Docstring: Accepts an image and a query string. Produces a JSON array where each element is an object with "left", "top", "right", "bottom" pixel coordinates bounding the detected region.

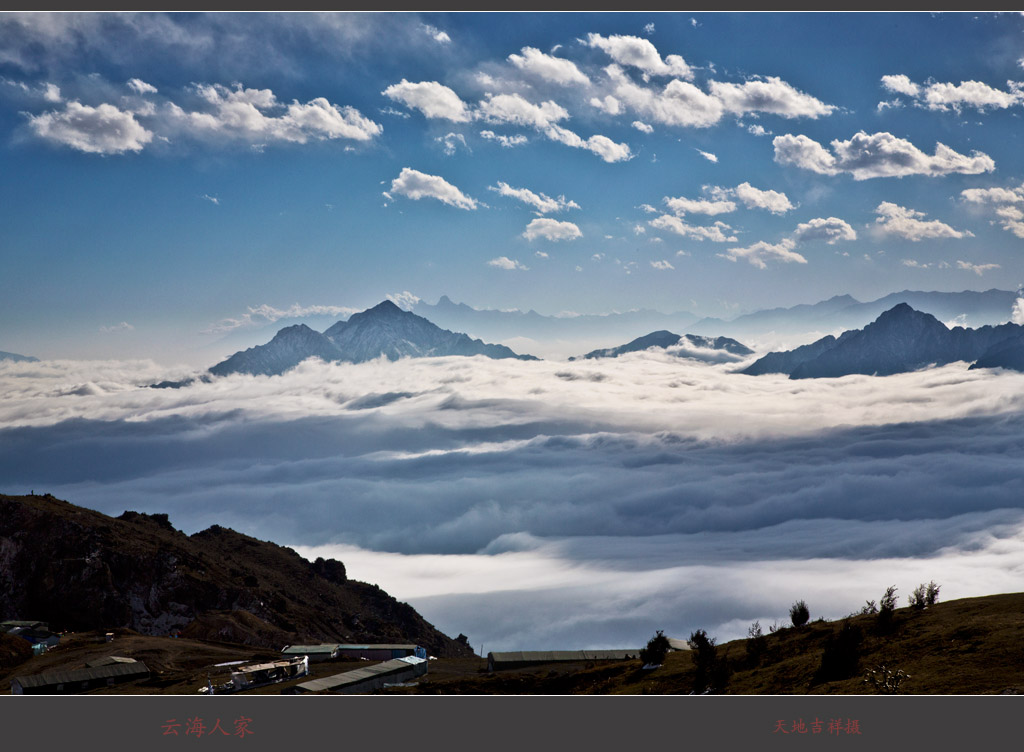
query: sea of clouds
[{"left": 3, "top": 353, "right": 1024, "bottom": 651}]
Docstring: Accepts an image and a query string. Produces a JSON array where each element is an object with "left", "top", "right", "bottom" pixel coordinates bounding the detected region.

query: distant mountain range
[
  {"left": 207, "top": 300, "right": 538, "bottom": 378},
  {"left": 689, "top": 289, "right": 1019, "bottom": 339},
  {"left": 570, "top": 330, "right": 753, "bottom": 363},
  {"left": 201, "top": 289, "right": 1020, "bottom": 364},
  {"left": 743, "top": 303, "right": 1024, "bottom": 379},
  {"left": 0, "top": 351, "right": 38, "bottom": 363},
  {"left": 406, "top": 290, "right": 1019, "bottom": 347}
]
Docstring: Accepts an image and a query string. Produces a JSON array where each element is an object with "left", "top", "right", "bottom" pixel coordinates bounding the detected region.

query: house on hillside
[
  {"left": 290, "top": 656, "right": 427, "bottom": 694},
  {"left": 334, "top": 644, "right": 426, "bottom": 661},
  {"left": 6, "top": 626, "right": 60, "bottom": 649},
  {"left": 487, "top": 650, "right": 639, "bottom": 672},
  {"left": 281, "top": 644, "right": 339, "bottom": 663},
  {"left": 227, "top": 656, "right": 309, "bottom": 692},
  {"left": 11, "top": 662, "right": 151, "bottom": 695}
]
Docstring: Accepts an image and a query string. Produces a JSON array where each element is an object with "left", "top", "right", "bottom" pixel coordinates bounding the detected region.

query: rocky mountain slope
[
  {"left": 742, "top": 304, "right": 1024, "bottom": 379},
  {"left": 571, "top": 330, "right": 753, "bottom": 362},
  {"left": 209, "top": 300, "right": 537, "bottom": 377},
  {"left": 0, "top": 494, "right": 473, "bottom": 657}
]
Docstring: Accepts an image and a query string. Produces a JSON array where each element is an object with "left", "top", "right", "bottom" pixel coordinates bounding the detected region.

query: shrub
[
  {"left": 876, "top": 585, "right": 899, "bottom": 632},
  {"left": 880, "top": 585, "right": 898, "bottom": 613},
  {"left": 639, "top": 630, "right": 671, "bottom": 666},
  {"left": 864, "top": 664, "right": 910, "bottom": 694},
  {"left": 814, "top": 623, "right": 863, "bottom": 683},
  {"left": 859, "top": 600, "right": 878, "bottom": 615},
  {"left": 909, "top": 580, "right": 941, "bottom": 610},
  {"left": 688, "top": 629, "right": 729, "bottom": 693},
  {"left": 789, "top": 599, "right": 810, "bottom": 627},
  {"left": 746, "top": 620, "right": 767, "bottom": 665}
]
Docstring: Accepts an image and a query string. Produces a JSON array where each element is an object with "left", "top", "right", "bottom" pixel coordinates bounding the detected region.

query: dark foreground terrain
[{"left": 3, "top": 591, "right": 1023, "bottom": 694}]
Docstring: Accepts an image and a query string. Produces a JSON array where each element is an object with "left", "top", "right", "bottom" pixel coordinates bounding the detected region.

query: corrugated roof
[
  {"left": 234, "top": 658, "right": 304, "bottom": 674},
  {"left": 334, "top": 644, "right": 418, "bottom": 650},
  {"left": 282, "top": 644, "right": 338, "bottom": 653},
  {"left": 85, "top": 656, "right": 138, "bottom": 668},
  {"left": 488, "top": 650, "right": 638, "bottom": 663},
  {"left": 13, "top": 661, "right": 150, "bottom": 689},
  {"left": 294, "top": 657, "right": 422, "bottom": 693}
]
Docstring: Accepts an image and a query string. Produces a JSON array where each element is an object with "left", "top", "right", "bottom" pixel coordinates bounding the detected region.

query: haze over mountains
[
  {"left": 743, "top": 303, "right": 1024, "bottom": 379},
  {"left": 0, "top": 351, "right": 38, "bottom": 363},
  {"left": 191, "top": 288, "right": 1024, "bottom": 368}
]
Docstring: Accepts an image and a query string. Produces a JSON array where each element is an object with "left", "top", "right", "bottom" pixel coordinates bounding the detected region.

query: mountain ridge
[
  {"left": 742, "top": 303, "right": 1024, "bottom": 379},
  {"left": 207, "top": 300, "right": 538, "bottom": 378},
  {"left": 0, "top": 493, "right": 472, "bottom": 657}
]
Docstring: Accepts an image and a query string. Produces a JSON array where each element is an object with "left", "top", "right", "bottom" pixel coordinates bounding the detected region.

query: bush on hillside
[
  {"left": 789, "top": 599, "right": 810, "bottom": 627},
  {"left": 813, "top": 623, "right": 863, "bottom": 683},
  {"left": 688, "top": 629, "right": 730, "bottom": 693},
  {"left": 639, "top": 630, "right": 670, "bottom": 666},
  {"left": 745, "top": 620, "right": 767, "bottom": 665}
]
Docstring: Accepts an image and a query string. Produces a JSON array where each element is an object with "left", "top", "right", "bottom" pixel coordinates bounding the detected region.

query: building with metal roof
[
  {"left": 334, "top": 644, "right": 426, "bottom": 661},
  {"left": 487, "top": 650, "right": 639, "bottom": 672},
  {"left": 11, "top": 661, "right": 150, "bottom": 695},
  {"left": 1, "top": 620, "right": 48, "bottom": 633},
  {"left": 85, "top": 656, "right": 139, "bottom": 668},
  {"left": 291, "top": 656, "right": 427, "bottom": 694},
  {"left": 281, "top": 644, "right": 339, "bottom": 662},
  {"left": 229, "top": 656, "right": 308, "bottom": 692}
]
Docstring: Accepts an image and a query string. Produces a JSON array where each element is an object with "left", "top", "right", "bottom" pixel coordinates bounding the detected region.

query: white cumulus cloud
[
  {"left": 718, "top": 238, "right": 807, "bottom": 269},
  {"left": 508, "top": 46, "right": 590, "bottom": 86},
  {"left": 773, "top": 131, "right": 995, "bottom": 180},
  {"left": 791, "top": 217, "right": 857, "bottom": 245},
  {"left": 956, "top": 260, "right": 1001, "bottom": 276},
  {"left": 709, "top": 76, "right": 835, "bottom": 119},
  {"left": 489, "top": 182, "right": 580, "bottom": 214},
  {"left": 488, "top": 256, "right": 529, "bottom": 270},
  {"left": 873, "top": 202, "right": 972, "bottom": 241},
  {"left": 382, "top": 80, "right": 472, "bottom": 122},
  {"left": 28, "top": 101, "right": 153, "bottom": 154},
  {"left": 127, "top": 77, "right": 158, "bottom": 95},
  {"left": 585, "top": 33, "right": 693, "bottom": 79},
  {"left": 664, "top": 195, "right": 736, "bottom": 216},
  {"left": 649, "top": 215, "right": 737, "bottom": 243},
  {"left": 479, "top": 130, "right": 527, "bottom": 148},
  {"left": 882, "top": 74, "right": 1024, "bottom": 113},
  {"left": 731, "top": 182, "right": 795, "bottom": 214},
  {"left": 522, "top": 218, "right": 582, "bottom": 242},
  {"left": 388, "top": 167, "right": 478, "bottom": 210}
]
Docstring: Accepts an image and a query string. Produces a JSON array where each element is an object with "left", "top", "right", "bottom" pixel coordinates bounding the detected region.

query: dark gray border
[{"left": 1, "top": 695, "right": 1019, "bottom": 749}]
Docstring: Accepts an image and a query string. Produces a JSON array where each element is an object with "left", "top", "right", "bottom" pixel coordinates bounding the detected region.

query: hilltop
[{"left": 0, "top": 493, "right": 472, "bottom": 658}]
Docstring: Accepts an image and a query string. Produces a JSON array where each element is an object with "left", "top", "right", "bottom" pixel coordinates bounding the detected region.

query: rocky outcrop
[{"left": 0, "top": 494, "right": 473, "bottom": 657}]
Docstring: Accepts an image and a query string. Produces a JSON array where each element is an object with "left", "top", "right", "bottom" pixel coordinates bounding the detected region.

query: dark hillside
[{"left": 0, "top": 494, "right": 471, "bottom": 657}]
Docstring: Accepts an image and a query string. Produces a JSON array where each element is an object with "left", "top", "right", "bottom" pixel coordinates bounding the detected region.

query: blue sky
[{"left": 2, "top": 11, "right": 1023, "bottom": 362}]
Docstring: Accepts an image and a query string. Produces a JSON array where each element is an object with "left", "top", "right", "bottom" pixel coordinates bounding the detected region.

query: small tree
[
  {"left": 789, "top": 599, "right": 810, "bottom": 628},
  {"left": 814, "top": 623, "right": 863, "bottom": 683},
  {"left": 639, "top": 630, "right": 670, "bottom": 666},
  {"left": 859, "top": 600, "right": 878, "bottom": 615},
  {"left": 746, "top": 620, "right": 767, "bottom": 665},
  {"left": 688, "top": 629, "right": 728, "bottom": 693},
  {"left": 909, "top": 580, "right": 941, "bottom": 610},
  {"left": 877, "top": 585, "right": 898, "bottom": 632}
]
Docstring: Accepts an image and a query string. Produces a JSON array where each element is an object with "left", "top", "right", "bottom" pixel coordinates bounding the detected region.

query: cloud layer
[{"left": 4, "top": 355, "right": 1024, "bottom": 648}]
